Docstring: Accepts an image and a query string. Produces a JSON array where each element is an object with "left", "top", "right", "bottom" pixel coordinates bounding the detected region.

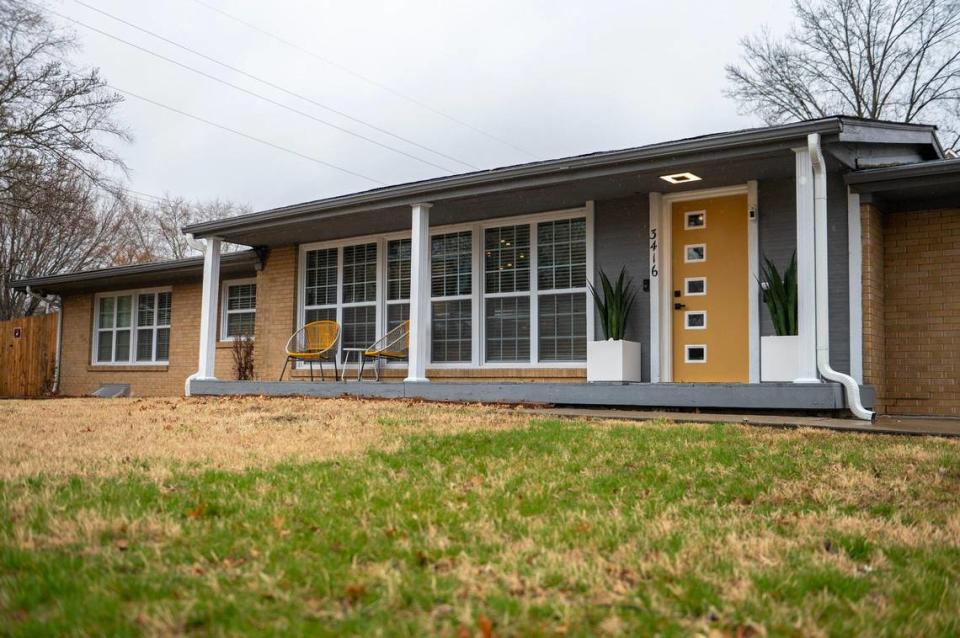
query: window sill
[
  {"left": 87, "top": 364, "right": 169, "bottom": 372},
  {"left": 217, "top": 339, "right": 255, "bottom": 348}
]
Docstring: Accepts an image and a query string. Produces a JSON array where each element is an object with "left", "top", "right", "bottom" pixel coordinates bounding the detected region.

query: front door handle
[{"left": 674, "top": 302, "right": 686, "bottom": 310}]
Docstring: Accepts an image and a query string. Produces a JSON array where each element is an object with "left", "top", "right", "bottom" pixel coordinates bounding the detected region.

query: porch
[{"left": 189, "top": 378, "right": 875, "bottom": 412}]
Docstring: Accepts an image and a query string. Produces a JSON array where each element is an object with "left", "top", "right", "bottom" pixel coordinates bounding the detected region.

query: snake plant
[
  {"left": 589, "top": 267, "right": 637, "bottom": 341},
  {"left": 760, "top": 252, "right": 798, "bottom": 336}
]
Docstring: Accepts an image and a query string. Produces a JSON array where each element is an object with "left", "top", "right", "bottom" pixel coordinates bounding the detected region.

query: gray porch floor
[{"left": 189, "top": 379, "right": 875, "bottom": 411}]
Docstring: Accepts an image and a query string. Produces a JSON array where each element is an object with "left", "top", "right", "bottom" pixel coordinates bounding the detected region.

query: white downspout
[
  {"left": 807, "top": 134, "right": 875, "bottom": 421},
  {"left": 25, "top": 286, "right": 62, "bottom": 394}
]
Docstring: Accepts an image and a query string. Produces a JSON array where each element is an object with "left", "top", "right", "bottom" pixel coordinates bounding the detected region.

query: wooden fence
[{"left": 0, "top": 313, "right": 58, "bottom": 398}]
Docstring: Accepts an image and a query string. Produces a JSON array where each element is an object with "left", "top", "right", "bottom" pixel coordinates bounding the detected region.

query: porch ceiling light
[{"left": 660, "top": 172, "right": 702, "bottom": 185}]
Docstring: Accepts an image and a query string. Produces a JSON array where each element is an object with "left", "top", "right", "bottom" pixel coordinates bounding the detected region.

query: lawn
[{"left": 1, "top": 398, "right": 959, "bottom": 636}]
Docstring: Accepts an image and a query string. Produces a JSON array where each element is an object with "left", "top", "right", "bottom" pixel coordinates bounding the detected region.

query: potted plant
[
  {"left": 587, "top": 267, "right": 642, "bottom": 382},
  {"left": 759, "top": 252, "right": 800, "bottom": 382}
]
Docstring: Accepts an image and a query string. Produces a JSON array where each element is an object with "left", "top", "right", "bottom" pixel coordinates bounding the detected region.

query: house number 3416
[{"left": 650, "top": 229, "right": 658, "bottom": 277}]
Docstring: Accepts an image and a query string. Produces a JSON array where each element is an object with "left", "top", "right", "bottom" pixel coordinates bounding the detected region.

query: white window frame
[
  {"left": 220, "top": 278, "right": 257, "bottom": 341},
  {"left": 385, "top": 237, "right": 411, "bottom": 332},
  {"left": 684, "top": 310, "right": 707, "bottom": 330},
  {"left": 91, "top": 286, "right": 172, "bottom": 366},
  {"left": 296, "top": 204, "right": 594, "bottom": 370},
  {"left": 684, "top": 243, "right": 707, "bottom": 263},
  {"left": 684, "top": 277, "right": 707, "bottom": 296},
  {"left": 298, "top": 240, "right": 380, "bottom": 366},
  {"left": 684, "top": 210, "right": 707, "bottom": 230},
  {"left": 684, "top": 344, "right": 708, "bottom": 363}
]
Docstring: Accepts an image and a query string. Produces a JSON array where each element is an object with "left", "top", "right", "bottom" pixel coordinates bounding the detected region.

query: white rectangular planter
[
  {"left": 587, "top": 339, "right": 642, "bottom": 383},
  {"left": 761, "top": 335, "right": 801, "bottom": 382}
]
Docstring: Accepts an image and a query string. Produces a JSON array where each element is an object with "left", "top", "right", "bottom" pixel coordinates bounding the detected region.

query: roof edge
[
  {"left": 185, "top": 117, "right": 862, "bottom": 237},
  {"left": 10, "top": 249, "right": 258, "bottom": 292}
]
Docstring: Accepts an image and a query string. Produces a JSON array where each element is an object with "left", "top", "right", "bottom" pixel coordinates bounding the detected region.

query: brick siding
[
  {"left": 880, "top": 208, "right": 960, "bottom": 416},
  {"left": 59, "top": 281, "right": 236, "bottom": 397}
]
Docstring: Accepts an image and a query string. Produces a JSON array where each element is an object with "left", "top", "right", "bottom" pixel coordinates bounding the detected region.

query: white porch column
[
  {"left": 196, "top": 236, "right": 222, "bottom": 380},
  {"left": 405, "top": 203, "right": 432, "bottom": 382},
  {"left": 794, "top": 148, "right": 819, "bottom": 382}
]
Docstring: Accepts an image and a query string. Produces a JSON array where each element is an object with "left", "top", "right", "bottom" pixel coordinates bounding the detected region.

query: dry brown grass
[{"left": 0, "top": 396, "right": 534, "bottom": 480}]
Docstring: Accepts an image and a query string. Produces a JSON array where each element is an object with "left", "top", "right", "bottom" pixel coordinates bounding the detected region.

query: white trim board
[{"left": 847, "top": 189, "right": 864, "bottom": 383}]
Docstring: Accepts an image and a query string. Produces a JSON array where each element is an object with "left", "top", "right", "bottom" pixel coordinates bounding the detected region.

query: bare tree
[
  {"left": 112, "top": 196, "right": 251, "bottom": 263},
  {"left": 0, "top": 160, "right": 127, "bottom": 319},
  {"left": 726, "top": 0, "right": 960, "bottom": 149},
  {"left": 0, "top": 0, "right": 128, "bottom": 191}
]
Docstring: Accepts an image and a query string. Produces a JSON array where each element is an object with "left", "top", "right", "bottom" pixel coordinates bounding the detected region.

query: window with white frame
[
  {"left": 537, "top": 217, "right": 588, "bottom": 361},
  {"left": 431, "top": 230, "right": 473, "bottom": 363},
  {"left": 222, "top": 279, "right": 256, "bottom": 339},
  {"left": 94, "top": 289, "right": 171, "bottom": 364},
  {"left": 341, "top": 242, "right": 378, "bottom": 349},
  {"left": 484, "top": 224, "right": 530, "bottom": 362},
  {"left": 303, "top": 242, "right": 379, "bottom": 352},
  {"left": 303, "top": 247, "right": 338, "bottom": 324},
  {"left": 297, "top": 208, "right": 592, "bottom": 368},
  {"left": 386, "top": 238, "right": 411, "bottom": 332}
]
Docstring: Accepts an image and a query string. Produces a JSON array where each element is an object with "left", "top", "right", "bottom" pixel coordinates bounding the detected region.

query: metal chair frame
[
  {"left": 279, "top": 320, "right": 340, "bottom": 382},
  {"left": 358, "top": 321, "right": 409, "bottom": 381}
]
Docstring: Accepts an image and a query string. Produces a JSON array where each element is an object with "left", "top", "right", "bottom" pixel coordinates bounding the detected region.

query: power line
[
  {"left": 111, "top": 86, "right": 386, "bottom": 185},
  {"left": 72, "top": 0, "right": 480, "bottom": 171},
  {"left": 184, "top": 0, "right": 542, "bottom": 161},
  {"left": 49, "top": 9, "right": 456, "bottom": 174}
]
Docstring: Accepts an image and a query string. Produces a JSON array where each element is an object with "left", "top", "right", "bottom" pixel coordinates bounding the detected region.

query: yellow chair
[
  {"left": 280, "top": 320, "right": 340, "bottom": 381},
  {"left": 358, "top": 321, "right": 409, "bottom": 381}
]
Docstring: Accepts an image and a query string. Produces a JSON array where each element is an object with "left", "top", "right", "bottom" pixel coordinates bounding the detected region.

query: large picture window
[
  {"left": 431, "top": 231, "right": 472, "bottom": 363},
  {"left": 94, "top": 289, "right": 171, "bottom": 364},
  {"left": 297, "top": 207, "right": 591, "bottom": 369}
]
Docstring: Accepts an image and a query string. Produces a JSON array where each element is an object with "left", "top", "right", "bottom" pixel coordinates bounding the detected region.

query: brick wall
[
  {"left": 881, "top": 208, "right": 960, "bottom": 416},
  {"left": 59, "top": 281, "right": 236, "bottom": 397},
  {"left": 252, "top": 246, "right": 299, "bottom": 381},
  {"left": 861, "top": 202, "right": 885, "bottom": 412}
]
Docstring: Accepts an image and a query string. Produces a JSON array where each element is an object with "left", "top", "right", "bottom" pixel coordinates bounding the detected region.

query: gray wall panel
[
  {"left": 594, "top": 195, "right": 650, "bottom": 381},
  {"left": 827, "top": 173, "right": 850, "bottom": 374},
  {"left": 757, "top": 177, "right": 797, "bottom": 337},
  {"left": 755, "top": 173, "right": 851, "bottom": 374}
]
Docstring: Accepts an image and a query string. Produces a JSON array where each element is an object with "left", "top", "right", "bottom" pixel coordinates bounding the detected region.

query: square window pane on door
[
  {"left": 685, "top": 278, "right": 707, "bottom": 295},
  {"left": 685, "top": 210, "right": 706, "bottom": 229},
  {"left": 685, "top": 345, "right": 707, "bottom": 363},
  {"left": 685, "top": 311, "right": 707, "bottom": 329},
  {"left": 685, "top": 244, "right": 706, "bottom": 263}
]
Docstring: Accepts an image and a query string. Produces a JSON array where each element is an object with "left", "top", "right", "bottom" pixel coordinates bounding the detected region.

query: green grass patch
[{"left": 1, "top": 417, "right": 959, "bottom": 636}]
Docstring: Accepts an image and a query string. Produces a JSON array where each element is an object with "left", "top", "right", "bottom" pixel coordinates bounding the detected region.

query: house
[{"left": 11, "top": 116, "right": 960, "bottom": 419}]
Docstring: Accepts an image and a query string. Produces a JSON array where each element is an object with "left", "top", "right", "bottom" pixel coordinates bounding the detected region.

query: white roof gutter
[{"left": 808, "top": 134, "right": 875, "bottom": 421}]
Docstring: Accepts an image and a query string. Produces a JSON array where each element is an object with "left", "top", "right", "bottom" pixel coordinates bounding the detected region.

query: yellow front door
[{"left": 671, "top": 194, "right": 749, "bottom": 382}]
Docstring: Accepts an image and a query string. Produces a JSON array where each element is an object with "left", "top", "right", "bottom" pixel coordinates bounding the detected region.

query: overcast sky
[{"left": 49, "top": 0, "right": 796, "bottom": 212}]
